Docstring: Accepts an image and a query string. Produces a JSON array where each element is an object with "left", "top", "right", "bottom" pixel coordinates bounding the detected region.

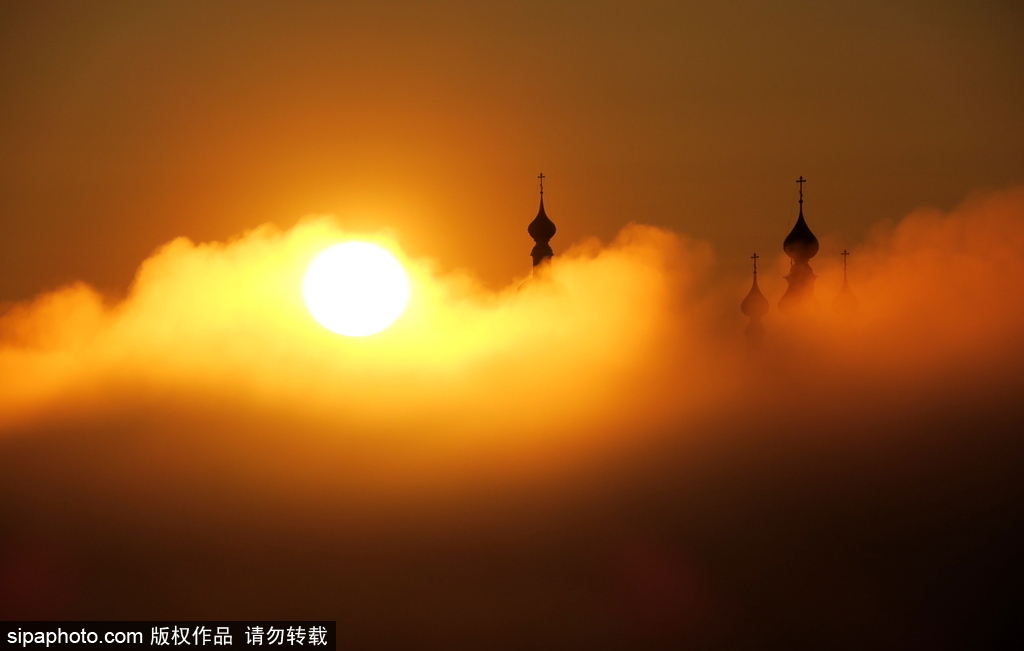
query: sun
[{"left": 302, "top": 241, "right": 410, "bottom": 337}]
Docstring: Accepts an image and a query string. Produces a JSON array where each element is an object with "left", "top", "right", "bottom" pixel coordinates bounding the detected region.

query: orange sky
[
  {"left": 1, "top": 186, "right": 1022, "bottom": 636},
  {"left": 1, "top": 0, "right": 1022, "bottom": 300},
  {"left": 2, "top": 4, "right": 1024, "bottom": 638}
]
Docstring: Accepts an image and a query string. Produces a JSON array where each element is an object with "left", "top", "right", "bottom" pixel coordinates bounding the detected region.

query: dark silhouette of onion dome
[
  {"left": 528, "top": 173, "right": 556, "bottom": 267},
  {"left": 741, "top": 258, "right": 769, "bottom": 318},
  {"left": 833, "top": 249, "right": 860, "bottom": 315},
  {"left": 783, "top": 208, "right": 819, "bottom": 260},
  {"left": 778, "top": 176, "right": 821, "bottom": 316},
  {"left": 741, "top": 253, "right": 769, "bottom": 349}
]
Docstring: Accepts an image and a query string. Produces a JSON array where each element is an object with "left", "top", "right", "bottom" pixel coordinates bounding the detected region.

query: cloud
[
  {"left": 1, "top": 187, "right": 1022, "bottom": 640},
  {"left": 3, "top": 188, "right": 1024, "bottom": 484}
]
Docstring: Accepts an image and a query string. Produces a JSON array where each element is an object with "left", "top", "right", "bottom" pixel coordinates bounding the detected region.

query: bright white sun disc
[{"left": 303, "top": 242, "right": 410, "bottom": 337}]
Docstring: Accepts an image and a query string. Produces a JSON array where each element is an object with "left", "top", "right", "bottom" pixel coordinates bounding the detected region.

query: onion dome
[
  {"left": 742, "top": 253, "right": 769, "bottom": 351},
  {"left": 833, "top": 249, "right": 860, "bottom": 315},
  {"left": 833, "top": 278, "right": 859, "bottom": 315},
  {"left": 741, "top": 263, "right": 769, "bottom": 318},
  {"left": 783, "top": 207, "right": 819, "bottom": 260},
  {"left": 528, "top": 196, "right": 556, "bottom": 244},
  {"left": 784, "top": 176, "right": 819, "bottom": 260},
  {"left": 742, "top": 277, "right": 769, "bottom": 318},
  {"left": 528, "top": 173, "right": 556, "bottom": 267}
]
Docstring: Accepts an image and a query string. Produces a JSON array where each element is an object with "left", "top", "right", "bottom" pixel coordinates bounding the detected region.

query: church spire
[
  {"left": 778, "top": 176, "right": 820, "bottom": 316},
  {"left": 783, "top": 176, "right": 819, "bottom": 261},
  {"left": 527, "top": 172, "right": 556, "bottom": 267},
  {"left": 741, "top": 253, "right": 769, "bottom": 350},
  {"left": 833, "top": 248, "right": 860, "bottom": 315}
]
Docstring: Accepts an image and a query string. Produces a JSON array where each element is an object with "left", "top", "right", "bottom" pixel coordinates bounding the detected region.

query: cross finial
[
  {"left": 841, "top": 248, "right": 850, "bottom": 278},
  {"left": 796, "top": 176, "right": 806, "bottom": 205},
  {"left": 537, "top": 172, "right": 545, "bottom": 195},
  {"left": 751, "top": 252, "right": 759, "bottom": 275}
]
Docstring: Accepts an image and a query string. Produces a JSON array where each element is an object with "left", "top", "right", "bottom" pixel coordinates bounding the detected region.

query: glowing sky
[
  {"left": 1, "top": 0, "right": 1022, "bottom": 300},
  {"left": 1, "top": 2, "right": 1023, "bottom": 644}
]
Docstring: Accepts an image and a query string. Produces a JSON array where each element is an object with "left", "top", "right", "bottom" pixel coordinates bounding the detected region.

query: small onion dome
[
  {"left": 833, "top": 277, "right": 860, "bottom": 315},
  {"left": 741, "top": 275, "right": 769, "bottom": 318},
  {"left": 528, "top": 196, "right": 556, "bottom": 266},
  {"left": 527, "top": 197, "right": 556, "bottom": 243},
  {"left": 783, "top": 208, "right": 819, "bottom": 260}
]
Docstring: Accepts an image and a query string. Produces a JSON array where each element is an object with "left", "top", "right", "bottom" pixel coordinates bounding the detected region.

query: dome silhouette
[
  {"left": 528, "top": 173, "right": 556, "bottom": 268},
  {"left": 833, "top": 249, "right": 860, "bottom": 315},
  {"left": 741, "top": 274, "right": 769, "bottom": 318},
  {"left": 783, "top": 210, "right": 819, "bottom": 260},
  {"left": 527, "top": 197, "right": 556, "bottom": 243}
]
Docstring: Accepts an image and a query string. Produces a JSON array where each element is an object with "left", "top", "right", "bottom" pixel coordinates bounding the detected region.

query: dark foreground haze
[{"left": 2, "top": 188, "right": 1023, "bottom": 648}]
